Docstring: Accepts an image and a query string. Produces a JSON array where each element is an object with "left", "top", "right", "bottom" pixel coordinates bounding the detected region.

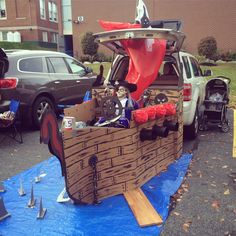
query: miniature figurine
[
  {"left": 0, "top": 197, "right": 10, "bottom": 221},
  {"left": 103, "top": 84, "right": 117, "bottom": 97},
  {"left": 115, "top": 80, "right": 139, "bottom": 122},
  {"left": 27, "top": 184, "right": 36, "bottom": 208},
  {"left": 37, "top": 197, "right": 47, "bottom": 219},
  {"left": 95, "top": 81, "right": 139, "bottom": 128},
  {"left": 18, "top": 178, "right": 26, "bottom": 196}
]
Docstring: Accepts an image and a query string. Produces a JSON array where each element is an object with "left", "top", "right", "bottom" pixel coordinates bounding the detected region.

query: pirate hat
[{"left": 115, "top": 80, "right": 137, "bottom": 93}]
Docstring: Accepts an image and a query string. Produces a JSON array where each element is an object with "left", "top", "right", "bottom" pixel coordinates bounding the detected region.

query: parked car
[
  {"left": 0, "top": 50, "right": 98, "bottom": 129},
  {"left": 96, "top": 30, "right": 211, "bottom": 140},
  {"left": 180, "top": 52, "right": 212, "bottom": 138}
]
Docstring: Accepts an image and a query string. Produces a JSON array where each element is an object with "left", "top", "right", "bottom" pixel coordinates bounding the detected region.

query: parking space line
[{"left": 233, "top": 110, "right": 236, "bottom": 158}]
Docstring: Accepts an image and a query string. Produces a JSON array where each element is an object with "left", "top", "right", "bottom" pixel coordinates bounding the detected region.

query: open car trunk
[{"left": 94, "top": 28, "right": 185, "bottom": 95}]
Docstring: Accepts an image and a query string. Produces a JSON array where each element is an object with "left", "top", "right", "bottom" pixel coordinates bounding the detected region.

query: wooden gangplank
[{"left": 123, "top": 188, "right": 163, "bottom": 227}]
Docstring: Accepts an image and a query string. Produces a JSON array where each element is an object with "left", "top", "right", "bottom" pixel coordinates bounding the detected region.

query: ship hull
[{"left": 61, "top": 87, "right": 183, "bottom": 204}]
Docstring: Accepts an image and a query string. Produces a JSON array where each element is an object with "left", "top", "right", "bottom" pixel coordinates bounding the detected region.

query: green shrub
[
  {"left": 93, "top": 52, "right": 113, "bottom": 62},
  {"left": 194, "top": 55, "right": 207, "bottom": 64},
  {"left": 81, "top": 32, "right": 99, "bottom": 62},
  {"left": 210, "top": 52, "right": 220, "bottom": 62},
  {"left": 220, "top": 51, "right": 236, "bottom": 61},
  {"left": 0, "top": 41, "right": 53, "bottom": 50},
  {"left": 198, "top": 36, "right": 217, "bottom": 60},
  {"left": 80, "top": 55, "right": 91, "bottom": 63},
  {"left": 93, "top": 52, "right": 106, "bottom": 62},
  {"left": 232, "top": 53, "right": 236, "bottom": 61}
]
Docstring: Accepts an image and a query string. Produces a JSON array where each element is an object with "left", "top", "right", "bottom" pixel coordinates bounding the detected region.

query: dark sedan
[{"left": 0, "top": 50, "right": 97, "bottom": 128}]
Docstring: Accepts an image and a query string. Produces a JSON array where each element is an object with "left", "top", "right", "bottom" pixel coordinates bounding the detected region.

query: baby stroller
[{"left": 199, "top": 76, "right": 230, "bottom": 132}]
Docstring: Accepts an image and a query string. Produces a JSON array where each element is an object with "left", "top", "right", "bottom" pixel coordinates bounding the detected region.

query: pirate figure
[
  {"left": 95, "top": 81, "right": 139, "bottom": 128},
  {"left": 115, "top": 80, "right": 139, "bottom": 122}
]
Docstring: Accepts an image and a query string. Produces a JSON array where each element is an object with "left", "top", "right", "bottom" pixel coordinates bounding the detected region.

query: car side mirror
[
  {"left": 203, "top": 69, "right": 212, "bottom": 76},
  {"left": 85, "top": 67, "right": 93, "bottom": 73}
]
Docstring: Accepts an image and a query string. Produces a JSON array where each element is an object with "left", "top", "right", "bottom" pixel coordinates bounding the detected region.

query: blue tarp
[{"left": 0, "top": 153, "right": 192, "bottom": 236}]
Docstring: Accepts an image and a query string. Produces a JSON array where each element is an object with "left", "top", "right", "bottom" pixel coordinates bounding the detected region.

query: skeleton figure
[
  {"left": 115, "top": 81, "right": 139, "bottom": 122},
  {"left": 96, "top": 81, "right": 139, "bottom": 128},
  {"left": 104, "top": 85, "right": 117, "bottom": 97}
]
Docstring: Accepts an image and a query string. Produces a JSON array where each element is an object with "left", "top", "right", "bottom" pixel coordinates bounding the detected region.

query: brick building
[
  {"left": 0, "top": 0, "right": 235, "bottom": 59},
  {"left": 62, "top": 0, "right": 236, "bottom": 59},
  {"left": 0, "top": 0, "right": 60, "bottom": 48}
]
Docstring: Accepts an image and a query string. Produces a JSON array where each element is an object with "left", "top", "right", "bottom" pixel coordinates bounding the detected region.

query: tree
[
  {"left": 197, "top": 36, "right": 217, "bottom": 60},
  {"left": 81, "top": 32, "right": 99, "bottom": 62}
]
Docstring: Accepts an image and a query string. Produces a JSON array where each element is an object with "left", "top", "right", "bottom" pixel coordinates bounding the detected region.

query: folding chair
[{"left": 0, "top": 99, "right": 23, "bottom": 143}]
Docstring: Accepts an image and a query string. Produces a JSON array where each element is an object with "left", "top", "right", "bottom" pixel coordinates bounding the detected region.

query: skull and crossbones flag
[{"left": 135, "top": 0, "right": 150, "bottom": 28}]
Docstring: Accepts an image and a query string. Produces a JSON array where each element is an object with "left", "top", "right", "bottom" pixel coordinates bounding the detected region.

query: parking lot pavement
[
  {"left": 0, "top": 110, "right": 235, "bottom": 236},
  {"left": 0, "top": 128, "right": 51, "bottom": 181},
  {"left": 162, "top": 109, "right": 236, "bottom": 236}
]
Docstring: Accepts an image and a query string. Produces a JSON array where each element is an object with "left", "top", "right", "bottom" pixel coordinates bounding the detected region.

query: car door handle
[
  {"left": 54, "top": 81, "right": 60, "bottom": 84},
  {"left": 76, "top": 80, "right": 81, "bottom": 83}
]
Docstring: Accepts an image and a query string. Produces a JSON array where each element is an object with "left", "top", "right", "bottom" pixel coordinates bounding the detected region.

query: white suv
[
  {"left": 178, "top": 51, "right": 209, "bottom": 139},
  {"left": 95, "top": 29, "right": 211, "bottom": 139}
]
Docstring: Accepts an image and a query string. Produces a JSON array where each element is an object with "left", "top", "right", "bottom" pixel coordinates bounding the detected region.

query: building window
[
  {"left": 39, "top": 0, "right": 46, "bottom": 19},
  {"left": 49, "top": 2, "right": 58, "bottom": 22},
  {"left": 48, "top": 2, "right": 52, "bottom": 20},
  {"left": 0, "top": 31, "right": 8, "bottom": 41},
  {"left": 52, "top": 2, "right": 58, "bottom": 22},
  {"left": 42, "top": 31, "right": 48, "bottom": 42},
  {"left": 0, "top": 0, "right": 6, "bottom": 19},
  {"left": 51, "top": 33, "right": 58, "bottom": 43}
]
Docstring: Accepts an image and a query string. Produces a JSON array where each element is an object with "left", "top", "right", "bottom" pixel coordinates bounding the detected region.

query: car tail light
[
  {"left": 0, "top": 77, "right": 18, "bottom": 88},
  {"left": 183, "top": 83, "right": 192, "bottom": 101}
]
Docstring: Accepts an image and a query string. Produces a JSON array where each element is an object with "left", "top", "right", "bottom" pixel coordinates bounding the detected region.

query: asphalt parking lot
[{"left": 0, "top": 110, "right": 235, "bottom": 236}]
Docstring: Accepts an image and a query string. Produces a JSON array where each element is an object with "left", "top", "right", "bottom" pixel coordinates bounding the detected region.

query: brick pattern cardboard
[
  {"left": 57, "top": 87, "right": 183, "bottom": 204},
  {"left": 40, "top": 85, "right": 183, "bottom": 204}
]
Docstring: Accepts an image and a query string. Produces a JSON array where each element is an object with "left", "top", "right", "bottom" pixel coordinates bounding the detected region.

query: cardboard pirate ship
[
  {"left": 40, "top": 34, "right": 185, "bottom": 205},
  {"left": 40, "top": 4, "right": 186, "bottom": 220}
]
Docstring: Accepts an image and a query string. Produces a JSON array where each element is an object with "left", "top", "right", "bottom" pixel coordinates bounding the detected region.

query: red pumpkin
[
  {"left": 133, "top": 109, "right": 148, "bottom": 124},
  {"left": 146, "top": 106, "right": 156, "bottom": 120},
  {"left": 154, "top": 104, "right": 166, "bottom": 118},
  {"left": 163, "top": 103, "right": 176, "bottom": 116}
]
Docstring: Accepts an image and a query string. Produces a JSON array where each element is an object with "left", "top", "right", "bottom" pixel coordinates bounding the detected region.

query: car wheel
[
  {"left": 185, "top": 108, "right": 199, "bottom": 140},
  {"left": 32, "top": 96, "right": 54, "bottom": 129},
  {"left": 221, "top": 122, "right": 230, "bottom": 133},
  {"left": 220, "top": 109, "right": 230, "bottom": 133}
]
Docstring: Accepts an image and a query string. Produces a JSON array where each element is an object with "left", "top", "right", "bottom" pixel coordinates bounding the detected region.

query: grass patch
[{"left": 87, "top": 62, "right": 111, "bottom": 79}]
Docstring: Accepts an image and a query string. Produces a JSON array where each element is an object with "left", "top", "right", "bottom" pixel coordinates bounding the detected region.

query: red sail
[
  {"left": 120, "top": 39, "right": 166, "bottom": 100},
  {"left": 99, "top": 20, "right": 166, "bottom": 100},
  {"left": 98, "top": 20, "right": 141, "bottom": 31}
]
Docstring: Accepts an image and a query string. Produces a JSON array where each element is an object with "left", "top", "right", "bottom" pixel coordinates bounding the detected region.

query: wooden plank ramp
[{"left": 123, "top": 188, "right": 163, "bottom": 227}]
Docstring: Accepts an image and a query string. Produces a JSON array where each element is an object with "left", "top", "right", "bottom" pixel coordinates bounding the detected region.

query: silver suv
[{"left": 0, "top": 50, "right": 97, "bottom": 129}]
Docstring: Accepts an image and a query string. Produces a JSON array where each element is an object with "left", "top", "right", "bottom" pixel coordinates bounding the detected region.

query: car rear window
[
  {"left": 19, "top": 57, "right": 43, "bottom": 73},
  {"left": 190, "top": 57, "right": 202, "bottom": 77},
  {"left": 182, "top": 56, "right": 191, "bottom": 79}
]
